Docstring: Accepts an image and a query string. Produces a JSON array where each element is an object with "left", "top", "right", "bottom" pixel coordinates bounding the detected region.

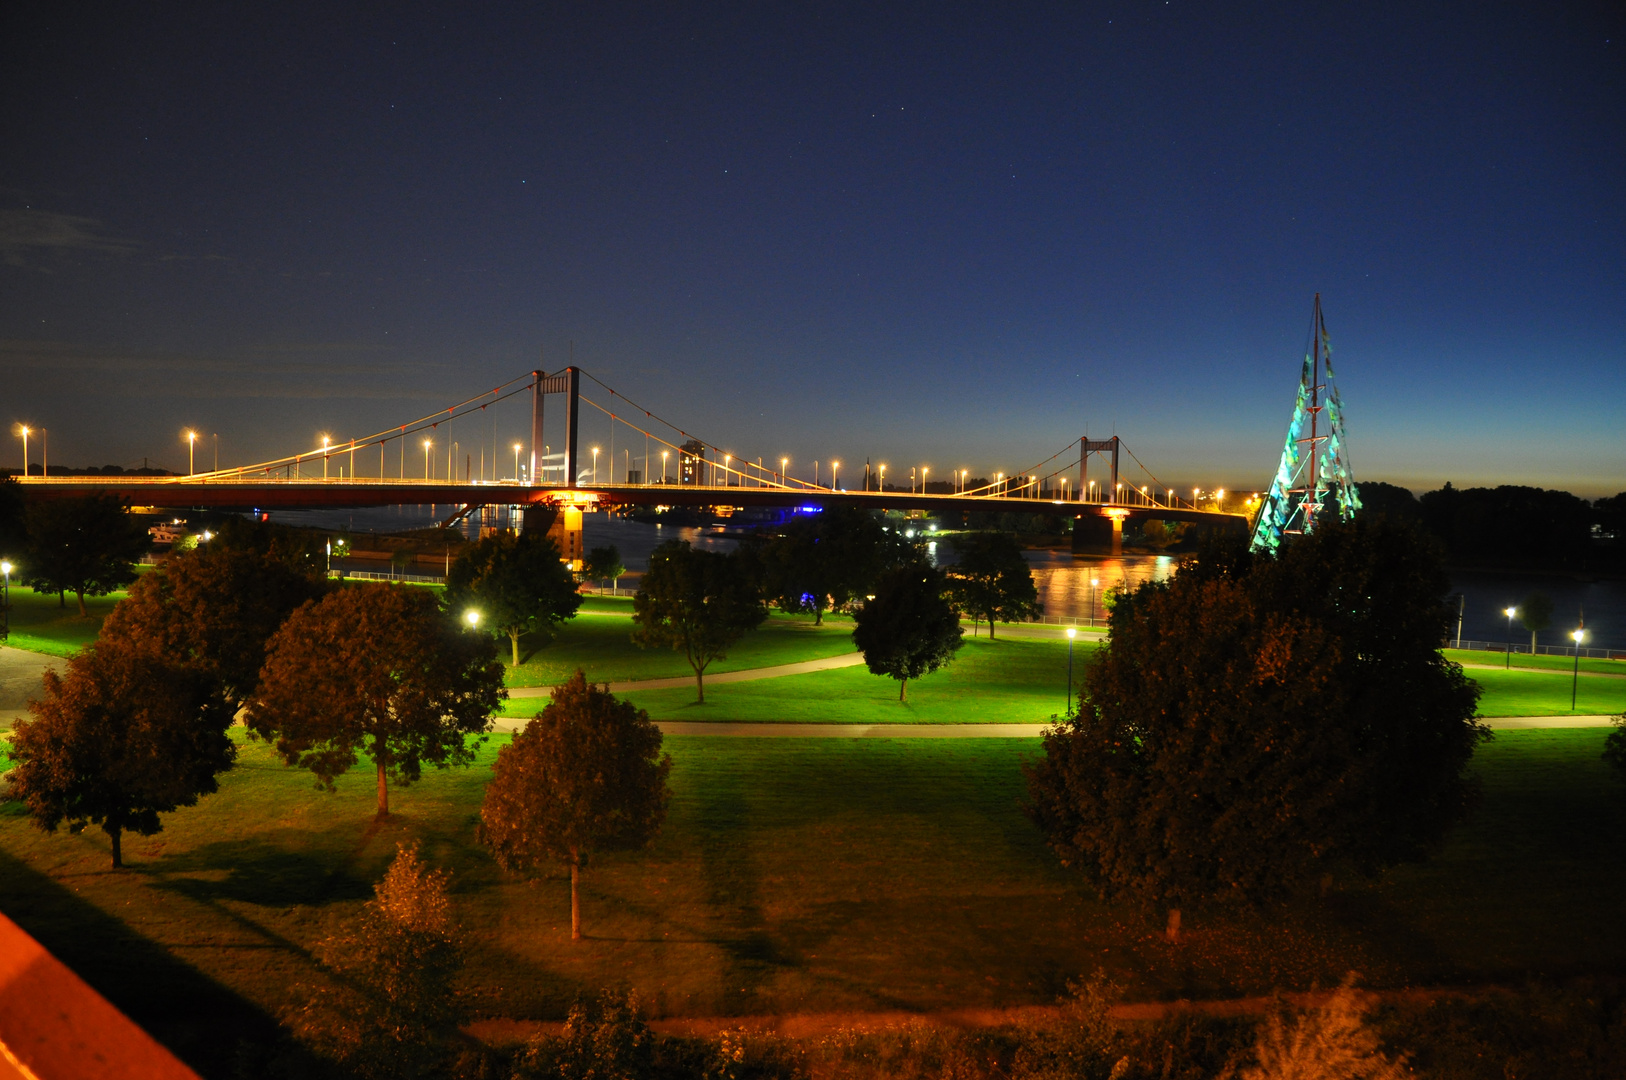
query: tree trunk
[
  {"left": 76, "top": 589, "right": 87, "bottom": 617},
  {"left": 694, "top": 664, "right": 705, "bottom": 704},
  {"left": 987, "top": 615, "right": 997, "bottom": 640},
  {"left": 376, "top": 761, "right": 389, "bottom": 818},
  {"left": 813, "top": 605, "right": 823, "bottom": 626},
  {"left": 1531, "top": 630, "right": 1537, "bottom": 655},
  {"left": 57, "top": 590, "right": 66, "bottom": 609},
  {"left": 899, "top": 677, "right": 907, "bottom": 702},
  {"left": 570, "top": 854, "right": 582, "bottom": 941},
  {"left": 1165, "top": 908, "right": 1181, "bottom": 944},
  {"left": 511, "top": 629, "right": 521, "bottom": 667},
  {"left": 107, "top": 822, "right": 123, "bottom": 869}
]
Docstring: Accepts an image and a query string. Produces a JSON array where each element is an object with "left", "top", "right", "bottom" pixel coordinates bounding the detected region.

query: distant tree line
[{"left": 1358, "top": 480, "right": 1625, "bottom": 570}]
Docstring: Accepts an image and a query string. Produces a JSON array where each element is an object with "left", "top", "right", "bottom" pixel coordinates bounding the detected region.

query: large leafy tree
[
  {"left": 98, "top": 544, "right": 328, "bottom": 709},
  {"left": 23, "top": 494, "right": 149, "bottom": 614},
  {"left": 946, "top": 531, "right": 1041, "bottom": 638},
  {"left": 247, "top": 583, "right": 506, "bottom": 817},
  {"left": 851, "top": 564, "right": 963, "bottom": 701},
  {"left": 444, "top": 531, "right": 582, "bottom": 665},
  {"left": 1520, "top": 591, "right": 1554, "bottom": 652},
  {"left": 632, "top": 540, "right": 766, "bottom": 702},
  {"left": 751, "top": 507, "right": 914, "bottom": 623},
  {"left": 478, "top": 671, "right": 672, "bottom": 940},
  {"left": 1026, "top": 517, "right": 1486, "bottom": 942},
  {"left": 6, "top": 643, "right": 236, "bottom": 868}
]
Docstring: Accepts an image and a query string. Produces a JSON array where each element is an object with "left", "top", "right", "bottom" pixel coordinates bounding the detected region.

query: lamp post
[
  {"left": 1504, "top": 606, "right": 1517, "bottom": 669},
  {"left": 661, "top": 450, "right": 669, "bottom": 484},
  {"left": 326, "top": 539, "right": 332, "bottom": 575},
  {"left": 513, "top": 443, "right": 522, "bottom": 482},
  {"left": 321, "top": 436, "right": 330, "bottom": 480},
  {"left": 424, "top": 440, "right": 432, "bottom": 479},
  {"left": 1065, "top": 627, "right": 1077, "bottom": 716},
  {"left": 780, "top": 457, "right": 788, "bottom": 487},
  {"left": 921, "top": 466, "right": 929, "bottom": 494},
  {"left": 831, "top": 460, "right": 840, "bottom": 490},
  {"left": 186, "top": 430, "right": 197, "bottom": 475},
  {"left": 465, "top": 609, "right": 482, "bottom": 630},
  {"left": 592, "top": 446, "right": 599, "bottom": 485},
  {"left": 1090, "top": 577, "right": 1099, "bottom": 627},
  {"left": 18, "top": 426, "right": 29, "bottom": 477},
  {"left": 878, "top": 463, "right": 886, "bottom": 492},
  {"left": 1571, "top": 629, "right": 1584, "bottom": 710}
]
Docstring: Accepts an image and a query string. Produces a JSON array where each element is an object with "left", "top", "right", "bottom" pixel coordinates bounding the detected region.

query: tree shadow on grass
[{"left": 0, "top": 847, "right": 303, "bottom": 1079}]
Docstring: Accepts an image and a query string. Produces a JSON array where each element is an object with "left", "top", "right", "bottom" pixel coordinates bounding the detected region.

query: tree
[
  {"left": 0, "top": 476, "right": 25, "bottom": 563},
  {"left": 1026, "top": 517, "right": 1486, "bottom": 941},
  {"left": 1520, "top": 591, "right": 1554, "bottom": 652},
  {"left": 98, "top": 544, "right": 328, "bottom": 709},
  {"left": 751, "top": 507, "right": 914, "bottom": 623},
  {"left": 632, "top": 540, "right": 766, "bottom": 702},
  {"left": 582, "top": 544, "right": 626, "bottom": 593},
  {"left": 478, "top": 671, "right": 672, "bottom": 940},
  {"left": 445, "top": 530, "right": 582, "bottom": 665},
  {"left": 247, "top": 583, "right": 505, "bottom": 817},
  {"left": 1604, "top": 716, "right": 1626, "bottom": 782},
  {"left": 292, "top": 842, "right": 466, "bottom": 1079},
  {"left": 22, "top": 494, "right": 149, "bottom": 614},
  {"left": 5, "top": 643, "right": 236, "bottom": 868},
  {"left": 946, "top": 531, "right": 1041, "bottom": 638},
  {"left": 851, "top": 564, "right": 963, "bottom": 701}
]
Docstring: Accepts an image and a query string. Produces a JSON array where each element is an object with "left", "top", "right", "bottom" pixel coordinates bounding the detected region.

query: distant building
[{"left": 680, "top": 439, "right": 706, "bottom": 485}]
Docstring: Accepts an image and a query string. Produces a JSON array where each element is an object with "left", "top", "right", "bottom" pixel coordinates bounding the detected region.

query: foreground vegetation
[{"left": 2, "top": 728, "right": 1622, "bottom": 1076}]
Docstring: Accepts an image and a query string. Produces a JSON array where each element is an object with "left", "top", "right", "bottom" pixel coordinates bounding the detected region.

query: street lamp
[
  {"left": 424, "top": 439, "right": 433, "bottom": 479},
  {"left": 321, "top": 436, "right": 331, "bottom": 480},
  {"left": 661, "top": 449, "right": 669, "bottom": 483},
  {"left": 724, "top": 453, "right": 732, "bottom": 487},
  {"left": 922, "top": 466, "right": 929, "bottom": 494},
  {"left": 18, "top": 426, "right": 28, "bottom": 477},
  {"left": 1089, "top": 577, "right": 1099, "bottom": 626},
  {"left": 1065, "top": 627, "right": 1077, "bottom": 716},
  {"left": 780, "top": 457, "right": 789, "bottom": 486},
  {"left": 878, "top": 463, "right": 886, "bottom": 492},
  {"left": 831, "top": 460, "right": 840, "bottom": 490},
  {"left": 465, "top": 609, "right": 482, "bottom": 629},
  {"left": 1504, "top": 606, "right": 1517, "bottom": 669},
  {"left": 1571, "top": 628, "right": 1585, "bottom": 710},
  {"left": 592, "top": 446, "right": 599, "bottom": 484},
  {"left": 513, "top": 443, "right": 522, "bottom": 482},
  {"left": 186, "top": 430, "right": 197, "bottom": 475}
]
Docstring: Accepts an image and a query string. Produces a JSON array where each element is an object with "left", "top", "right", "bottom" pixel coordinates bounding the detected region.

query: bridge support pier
[
  {"left": 1071, "top": 513, "right": 1126, "bottom": 556},
  {"left": 521, "top": 503, "right": 584, "bottom": 571}
]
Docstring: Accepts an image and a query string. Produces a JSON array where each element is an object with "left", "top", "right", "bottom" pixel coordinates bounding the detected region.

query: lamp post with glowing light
[
  {"left": 591, "top": 446, "right": 599, "bottom": 484},
  {"left": 513, "top": 443, "right": 522, "bottom": 482},
  {"left": 1065, "top": 626, "right": 1077, "bottom": 716},
  {"left": 921, "top": 466, "right": 929, "bottom": 494},
  {"left": 661, "top": 450, "right": 669, "bottom": 484},
  {"left": 1571, "top": 629, "right": 1585, "bottom": 709},
  {"left": 780, "top": 457, "right": 788, "bottom": 487},
  {"left": 1504, "top": 606, "right": 1517, "bottom": 669},
  {"left": 18, "top": 426, "right": 29, "bottom": 477},
  {"left": 1090, "top": 576, "right": 1099, "bottom": 627},
  {"left": 321, "top": 436, "right": 331, "bottom": 480},
  {"left": 831, "top": 460, "right": 840, "bottom": 490},
  {"left": 465, "top": 609, "right": 482, "bottom": 630},
  {"left": 186, "top": 431, "right": 197, "bottom": 475},
  {"left": 424, "top": 440, "right": 432, "bottom": 479}
]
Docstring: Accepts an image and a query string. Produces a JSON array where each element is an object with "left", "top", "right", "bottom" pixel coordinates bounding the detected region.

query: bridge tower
[{"left": 1250, "top": 294, "right": 1361, "bottom": 554}]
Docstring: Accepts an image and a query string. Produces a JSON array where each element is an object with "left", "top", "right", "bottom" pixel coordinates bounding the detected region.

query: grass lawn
[
  {"left": 599, "top": 635, "right": 1091, "bottom": 723},
  {"left": 2, "top": 584, "right": 125, "bottom": 657},
  {"left": 1445, "top": 647, "right": 1625, "bottom": 677},
  {"left": 1470, "top": 666, "right": 1626, "bottom": 717},
  {"left": 4, "top": 725, "right": 1621, "bottom": 1078},
  {"left": 503, "top": 608, "right": 858, "bottom": 688}
]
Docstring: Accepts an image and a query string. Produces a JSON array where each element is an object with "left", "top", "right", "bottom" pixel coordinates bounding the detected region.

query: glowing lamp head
[
  {"left": 1505, "top": 606, "right": 1517, "bottom": 618},
  {"left": 1572, "top": 629, "right": 1585, "bottom": 643},
  {"left": 0, "top": 560, "right": 12, "bottom": 575},
  {"left": 1065, "top": 627, "right": 1077, "bottom": 640},
  {"left": 465, "top": 610, "right": 482, "bottom": 628},
  {"left": 201, "top": 531, "right": 212, "bottom": 542},
  {"left": 1090, "top": 577, "right": 1099, "bottom": 586}
]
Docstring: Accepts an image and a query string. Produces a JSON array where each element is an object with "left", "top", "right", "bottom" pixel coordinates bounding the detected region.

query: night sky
[{"left": 3, "top": 3, "right": 1622, "bottom": 495}]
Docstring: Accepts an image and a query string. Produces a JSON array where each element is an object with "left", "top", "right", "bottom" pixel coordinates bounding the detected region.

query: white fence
[
  {"left": 328, "top": 569, "right": 446, "bottom": 585},
  {"left": 1451, "top": 637, "right": 1625, "bottom": 661}
]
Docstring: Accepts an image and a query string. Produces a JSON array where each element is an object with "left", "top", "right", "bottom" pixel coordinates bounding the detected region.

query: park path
[
  {"left": 506, "top": 651, "right": 867, "bottom": 698},
  {"left": 0, "top": 647, "right": 57, "bottom": 730},
  {"left": 489, "top": 714, "right": 1617, "bottom": 736}
]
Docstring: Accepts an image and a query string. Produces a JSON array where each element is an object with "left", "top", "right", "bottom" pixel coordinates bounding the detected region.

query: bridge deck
[{"left": 14, "top": 477, "right": 1243, "bottom": 524}]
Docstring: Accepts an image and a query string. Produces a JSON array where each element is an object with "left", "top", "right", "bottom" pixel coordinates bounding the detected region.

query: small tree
[
  {"left": 751, "top": 507, "right": 915, "bottom": 623},
  {"left": 478, "top": 671, "right": 672, "bottom": 940},
  {"left": 582, "top": 544, "right": 626, "bottom": 594},
  {"left": 247, "top": 583, "right": 505, "bottom": 817},
  {"left": 445, "top": 531, "right": 583, "bottom": 665},
  {"left": 98, "top": 544, "right": 327, "bottom": 709},
  {"left": 1521, "top": 591, "right": 1554, "bottom": 653},
  {"left": 632, "top": 540, "right": 766, "bottom": 702},
  {"left": 946, "top": 531, "right": 1041, "bottom": 638},
  {"left": 851, "top": 565, "right": 963, "bottom": 701},
  {"left": 23, "top": 494, "right": 149, "bottom": 614},
  {"left": 6, "top": 643, "right": 236, "bottom": 868},
  {"left": 293, "top": 842, "right": 465, "bottom": 1079}
]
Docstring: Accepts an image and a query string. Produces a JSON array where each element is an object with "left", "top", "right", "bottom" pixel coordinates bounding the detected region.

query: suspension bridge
[{"left": 16, "top": 364, "right": 1251, "bottom": 557}]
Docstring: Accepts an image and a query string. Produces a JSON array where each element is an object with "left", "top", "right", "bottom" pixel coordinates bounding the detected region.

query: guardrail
[
  {"left": 1450, "top": 638, "right": 1625, "bottom": 661},
  {"left": 327, "top": 569, "right": 446, "bottom": 585}
]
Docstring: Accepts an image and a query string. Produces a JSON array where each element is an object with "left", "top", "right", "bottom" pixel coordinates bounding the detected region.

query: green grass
[
  {"left": 1445, "top": 647, "right": 1626, "bottom": 677},
  {"left": 1470, "top": 666, "right": 1626, "bottom": 717},
  {"left": 602, "top": 635, "right": 1090, "bottom": 723},
  {"left": 1, "top": 728, "right": 1622, "bottom": 1077},
  {"left": 504, "top": 608, "right": 858, "bottom": 687},
  {"left": 2, "top": 585, "right": 125, "bottom": 657}
]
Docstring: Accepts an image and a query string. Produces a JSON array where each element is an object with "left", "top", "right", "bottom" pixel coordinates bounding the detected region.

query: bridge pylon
[{"left": 1250, "top": 294, "right": 1361, "bottom": 554}]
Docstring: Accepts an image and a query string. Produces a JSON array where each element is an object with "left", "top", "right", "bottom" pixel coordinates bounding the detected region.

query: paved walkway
[
  {"left": 490, "top": 714, "right": 1617, "bottom": 736},
  {"left": 507, "top": 651, "right": 866, "bottom": 698},
  {"left": 0, "top": 647, "right": 57, "bottom": 729}
]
